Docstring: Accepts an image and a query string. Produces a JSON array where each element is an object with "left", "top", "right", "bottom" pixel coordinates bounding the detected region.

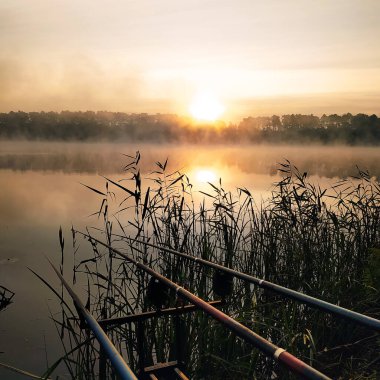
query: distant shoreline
[{"left": 0, "top": 111, "right": 379, "bottom": 145}]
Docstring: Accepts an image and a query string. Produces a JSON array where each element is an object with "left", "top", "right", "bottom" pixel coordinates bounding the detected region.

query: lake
[{"left": 0, "top": 141, "right": 379, "bottom": 379}]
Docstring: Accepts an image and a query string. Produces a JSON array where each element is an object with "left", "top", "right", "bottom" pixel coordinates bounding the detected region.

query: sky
[{"left": 1, "top": 0, "right": 380, "bottom": 120}]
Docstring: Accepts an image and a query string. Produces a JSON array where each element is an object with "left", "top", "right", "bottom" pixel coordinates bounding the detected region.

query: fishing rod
[
  {"left": 107, "top": 233, "right": 380, "bottom": 332},
  {"left": 98, "top": 300, "right": 223, "bottom": 328},
  {"left": 76, "top": 233, "right": 331, "bottom": 380},
  {"left": 49, "top": 261, "right": 138, "bottom": 380}
]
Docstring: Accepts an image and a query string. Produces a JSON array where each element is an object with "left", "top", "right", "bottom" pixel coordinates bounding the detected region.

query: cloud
[
  {"left": 227, "top": 92, "right": 380, "bottom": 120},
  {"left": 0, "top": 55, "right": 174, "bottom": 112}
]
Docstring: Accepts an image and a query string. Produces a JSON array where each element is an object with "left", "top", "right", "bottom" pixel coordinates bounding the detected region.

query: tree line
[{"left": 0, "top": 111, "right": 379, "bottom": 144}]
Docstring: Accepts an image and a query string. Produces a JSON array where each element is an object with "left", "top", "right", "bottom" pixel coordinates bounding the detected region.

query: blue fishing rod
[{"left": 49, "top": 260, "right": 138, "bottom": 380}]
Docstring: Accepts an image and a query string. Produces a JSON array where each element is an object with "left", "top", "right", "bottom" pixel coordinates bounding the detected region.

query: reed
[
  {"left": 0, "top": 285, "right": 14, "bottom": 312},
  {"left": 44, "top": 154, "right": 380, "bottom": 379}
]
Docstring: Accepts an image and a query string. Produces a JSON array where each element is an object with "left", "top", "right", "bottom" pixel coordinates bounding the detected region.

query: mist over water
[
  {"left": 0, "top": 141, "right": 379, "bottom": 378},
  {"left": 1, "top": 140, "right": 380, "bottom": 178}
]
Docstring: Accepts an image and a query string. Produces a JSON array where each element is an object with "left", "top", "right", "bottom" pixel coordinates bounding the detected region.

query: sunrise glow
[
  {"left": 189, "top": 92, "right": 224, "bottom": 122},
  {"left": 195, "top": 169, "right": 218, "bottom": 183}
]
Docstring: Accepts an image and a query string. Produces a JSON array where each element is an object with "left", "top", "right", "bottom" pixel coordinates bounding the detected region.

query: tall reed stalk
[{"left": 46, "top": 154, "right": 380, "bottom": 379}]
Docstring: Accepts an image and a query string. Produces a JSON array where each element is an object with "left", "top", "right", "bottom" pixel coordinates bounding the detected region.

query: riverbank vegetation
[
  {"left": 45, "top": 155, "right": 380, "bottom": 379},
  {"left": 1, "top": 111, "right": 380, "bottom": 145}
]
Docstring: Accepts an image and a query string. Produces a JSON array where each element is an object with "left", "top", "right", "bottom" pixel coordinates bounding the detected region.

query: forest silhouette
[{"left": 0, "top": 111, "right": 379, "bottom": 145}]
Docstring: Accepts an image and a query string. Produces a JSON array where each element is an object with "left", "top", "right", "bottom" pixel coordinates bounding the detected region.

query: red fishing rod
[{"left": 77, "top": 233, "right": 331, "bottom": 380}]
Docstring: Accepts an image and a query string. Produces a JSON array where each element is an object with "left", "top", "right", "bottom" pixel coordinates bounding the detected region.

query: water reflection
[
  {"left": 1, "top": 141, "right": 380, "bottom": 179},
  {"left": 0, "top": 141, "right": 379, "bottom": 378}
]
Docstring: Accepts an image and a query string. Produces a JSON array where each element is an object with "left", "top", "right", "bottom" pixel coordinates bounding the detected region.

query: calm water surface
[{"left": 0, "top": 141, "right": 379, "bottom": 378}]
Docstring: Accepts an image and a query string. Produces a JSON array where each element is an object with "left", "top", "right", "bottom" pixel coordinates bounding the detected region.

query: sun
[
  {"left": 189, "top": 91, "right": 224, "bottom": 122},
  {"left": 196, "top": 169, "right": 217, "bottom": 183}
]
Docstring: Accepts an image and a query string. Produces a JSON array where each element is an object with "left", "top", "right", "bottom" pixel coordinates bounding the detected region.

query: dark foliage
[
  {"left": 0, "top": 285, "right": 15, "bottom": 312},
  {"left": 212, "top": 271, "right": 233, "bottom": 300},
  {"left": 1, "top": 111, "right": 380, "bottom": 144},
  {"left": 146, "top": 277, "right": 170, "bottom": 310},
  {"left": 44, "top": 154, "right": 380, "bottom": 380}
]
